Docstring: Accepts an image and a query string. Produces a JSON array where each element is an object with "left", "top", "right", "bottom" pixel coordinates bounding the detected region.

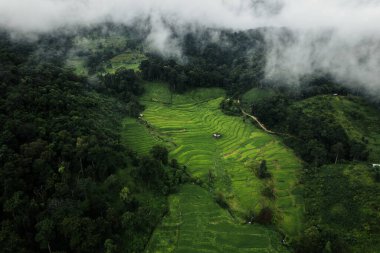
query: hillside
[
  {"left": 303, "top": 163, "right": 380, "bottom": 252},
  {"left": 240, "top": 87, "right": 380, "bottom": 252},
  {"left": 122, "top": 82, "right": 304, "bottom": 252},
  {"left": 241, "top": 87, "right": 380, "bottom": 165},
  {"left": 289, "top": 95, "right": 380, "bottom": 162},
  {"left": 2, "top": 24, "right": 380, "bottom": 253}
]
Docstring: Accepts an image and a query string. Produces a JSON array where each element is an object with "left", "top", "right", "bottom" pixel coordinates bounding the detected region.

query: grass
[
  {"left": 145, "top": 184, "right": 290, "bottom": 253},
  {"left": 66, "top": 57, "right": 88, "bottom": 76},
  {"left": 122, "top": 82, "right": 304, "bottom": 251},
  {"left": 121, "top": 118, "right": 164, "bottom": 155},
  {"left": 104, "top": 51, "right": 146, "bottom": 73},
  {"left": 241, "top": 88, "right": 277, "bottom": 109}
]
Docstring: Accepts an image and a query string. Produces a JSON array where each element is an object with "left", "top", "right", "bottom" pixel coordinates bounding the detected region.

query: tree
[
  {"left": 296, "top": 226, "right": 323, "bottom": 253},
  {"left": 214, "top": 191, "right": 229, "bottom": 209},
  {"left": 258, "top": 160, "right": 269, "bottom": 178},
  {"left": 350, "top": 141, "right": 368, "bottom": 161},
  {"left": 104, "top": 239, "right": 117, "bottom": 253},
  {"left": 323, "top": 241, "right": 333, "bottom": 253},
  {"left": 119, "top": 186, "right": 130, "bottom": 202},
  {"left": 261, "top": 186, "right": 275, "bottom": 199},
  {"left": 374, "top": 168, "right": 380, "bottom": 182},
  {"left": 35, "top": 218, "right": 54, "bottom": 253},
  {"left": 170, "top": 159, "right": 179, "bottom": 169},
  {"left": 150, "top": 145, "right": 168, "bottom": 165},
  {"left": 0, "top": 30, "right": 164, "bottom": 253},
  {"left": 307, "top": 139, "right": 328, "bottom": 166},
  {"left": 255, "top": 207, "right": 273, "bottom": 224},
  {"left": 138, "top": 156, "right": 163, "bottom": 186},
  {"left": 331, "top": 142, "right": 344, "bottom": 164}
]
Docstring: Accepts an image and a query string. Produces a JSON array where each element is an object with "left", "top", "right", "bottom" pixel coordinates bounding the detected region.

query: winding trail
[
  {"left": 241, "top": 108, "right": 276, "bottom": 134},
  {"left": 241, "top": 108, "right": 298, "bottom": 139}
]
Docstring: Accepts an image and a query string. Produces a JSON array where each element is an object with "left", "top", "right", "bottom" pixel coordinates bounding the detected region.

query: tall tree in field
[
  {"left": 331, "top": 142, "right": 344, "bottom": 164},
  {"left": 258, "top": 160, "right": 268, "bottom": 178},
  {"left": 150, "top": 145, "right": 169, "bottom": 165}
]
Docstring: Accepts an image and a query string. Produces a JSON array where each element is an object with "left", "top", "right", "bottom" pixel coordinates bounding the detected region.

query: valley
[{"left": 2, "top": 24, "right": 380, "bottom": 253}]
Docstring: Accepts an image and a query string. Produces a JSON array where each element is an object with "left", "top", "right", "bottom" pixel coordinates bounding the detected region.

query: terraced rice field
[
  {"left": 122, "top": 82, "right": 304, "bottom": 252},
  {"left": 145, "top": 184, "right": 289, "bottom": 253},
  {"left": 122, "top": 117, "right": 163, "bottom": 154}
]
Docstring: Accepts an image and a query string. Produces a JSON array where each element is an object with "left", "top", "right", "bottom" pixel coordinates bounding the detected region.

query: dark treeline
[
  {"left": 0, "top": 31, "right": 187, "bottom": 253},
  {"left": 97, "top": 69, "right": 144, "bottom": 117},
  {"left": 140, "top": 29, "right": 266, "bottom": 95}
]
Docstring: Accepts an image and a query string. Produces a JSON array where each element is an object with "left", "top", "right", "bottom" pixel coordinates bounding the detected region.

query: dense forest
[{"left": 0, "top": 30, "right": 188, "bottom": 252}]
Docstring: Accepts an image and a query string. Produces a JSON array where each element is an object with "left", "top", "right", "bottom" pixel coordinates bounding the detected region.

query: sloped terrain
[
  {"left": 122, "top": 82, "right": 305, "bottom": 252},
  {"left": 303, "top": 163, "right": 380, "bottom": 252},
  {"left": 146, "top": 184, "right": 289, "bottom": 253},
  {"left": 291, "top": 95, "right": 380, "bottom": 162}
]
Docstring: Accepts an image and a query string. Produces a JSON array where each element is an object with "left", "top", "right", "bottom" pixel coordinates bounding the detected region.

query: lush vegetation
[
  {"left": 65, "top": 24, "right": 145, "bottom": 76},
  {"left": 241, "top": 89, "right": 380, "bottom": 166},
  {"left": 139, "top": 29, "right": 265, "bottom": 95},
  {"left": 240, "top": 86, "right": 380, "bottom": 252},
  {"left": 0, "top": 30, "right": 185, "bottom": 253},
  {"left": 2, "top": 23, "right": 380, "bottom": 253},
  {"left": 146, "top": 184, "right": 289, "bottom": 253},
  {"left": 299, "top": 163, "right": 380, "bottom": 253},
  {"left": 122, "top": 82, "right": 304, "bottom": 251}
]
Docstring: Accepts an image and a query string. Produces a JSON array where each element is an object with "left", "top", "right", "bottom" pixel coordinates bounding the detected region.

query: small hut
[{"left": 212, "top": 133, "right": 222, "bottom": 139}]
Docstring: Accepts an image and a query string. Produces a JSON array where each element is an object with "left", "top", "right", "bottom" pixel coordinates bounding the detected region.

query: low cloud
[{"left": 1, "top": 0, "right": 380, "bottom": 92}]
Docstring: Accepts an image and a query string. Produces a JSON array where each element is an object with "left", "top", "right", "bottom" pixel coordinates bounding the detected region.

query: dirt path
[
  {"left": 240, "top": 108, "right": 298, "bottom": 140},
  {"left": 241, "top": 108, "right": 276, "bottom": 134}
]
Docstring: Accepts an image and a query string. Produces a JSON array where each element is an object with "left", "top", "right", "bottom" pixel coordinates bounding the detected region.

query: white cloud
[{"left": 1, "top": 0, "right": 380, "bottom": 91}]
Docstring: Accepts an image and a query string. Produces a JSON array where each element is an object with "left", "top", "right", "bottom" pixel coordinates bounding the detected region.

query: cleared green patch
[
  {"left": 66, "top": 57, "right": 88, "bottom": 76},
  {"left": 241, "top": 88, "right": 277, "bottom": 108},
  {"left": 146, "top": 184, "right": 290, "bottom": 253},
  {"left": 105, "top": 51, "right": 146, "bottom": 73}
]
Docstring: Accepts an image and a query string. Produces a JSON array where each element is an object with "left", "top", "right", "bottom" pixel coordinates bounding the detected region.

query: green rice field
[
  {"left": 122, "top": 82, "right": 304, "bottom": 252},
  {"left": 145, "top": 184, "right": 290, "bottom": 253}
]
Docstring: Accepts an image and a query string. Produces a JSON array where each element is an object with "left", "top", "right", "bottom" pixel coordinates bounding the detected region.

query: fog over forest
[
  {"left": 1, "top": 0, "right": 380, "bottom": 92},
  {"left": 2, "top": 2, "right": 380, "bottom": 253}
]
